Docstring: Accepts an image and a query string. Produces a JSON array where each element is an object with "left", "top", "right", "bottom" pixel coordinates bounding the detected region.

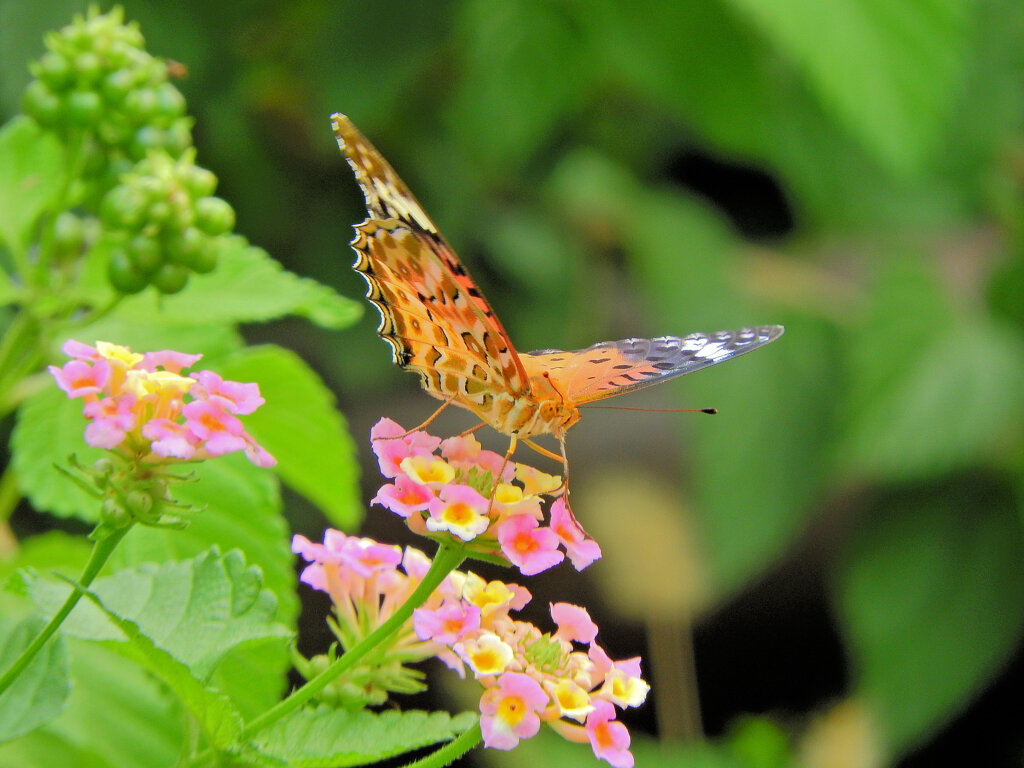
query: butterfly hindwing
[
  {"left": 522, "top": 325, "right": 784, "bottom": 405},
  {"left": 333, "top": 114, "right": 529, "bottom": 403}
]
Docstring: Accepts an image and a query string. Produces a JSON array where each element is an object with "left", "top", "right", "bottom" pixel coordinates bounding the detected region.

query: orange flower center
[{"left": 497, "top": 695, "right": 526, "bottom": 725}]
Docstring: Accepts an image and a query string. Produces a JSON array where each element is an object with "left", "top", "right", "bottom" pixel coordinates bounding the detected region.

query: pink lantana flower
[
  {"left": 462, "top": 574, "right": 531, "bottom": 617},
  {"left": 479, "top": 672, "right": 549, "bottom": 750},
  {"left": 585, "top": 701, "right": 634, "bottom": 768},
  {"left": 497, "top": 515, "right": 564, "bottom": 576},
  {"left": 181, "top": 400, "right": 247, "bottom": 455},
  {"left": 141, "top": 417, "right": 199, "bottom": 459},
  {"left": 426, "top": 484, "right": 491, "bottom": 541},
  {"left": 190, "top": 370, "right": 264, "bottom": 414},
  {"left": 413, "top": 599, "right": 482, "bottom": 645},
  {"left": 456, "top": 632, "right": 515, "bottom": 677},
  {"left": 440, "top": 433, "right": 514, "bottom": 483},
  {"left": 49, "top": 358, "right": 110, "bottom": 398},
  {"left": 367, "top": 419, "right": 601, "bottom": 577},
  {"left": 371, "top": 418, "right": 441, "bottom": 477},
  {"left": 550, "top": 498, "right": 602, "bottom": 571},
  {"left": 371, "top": 474, "right": 433, "bottom": 518},
  {"left": 341, "top": 536, "right": 404, "bottom": 578},
  {"left": 82, "top": 394, "right": 137, "bottom": 449},
  {"left": 141, "top": 349, "right": 203, "bottom": 374},
  {"left": 295, "top": 528, "right": 648, "bottom": 764},
  {"left": 49, "top": 339, "right": 274, "bottom": 468},
  {"left": 400, "top": 455, "right": 456, "bottom": 487},
  {"left": 548, "top": 678, "right": 595, "bottom": 722},
  {"left": 551, "top": 603, "right": 599, "bottom": 645}
]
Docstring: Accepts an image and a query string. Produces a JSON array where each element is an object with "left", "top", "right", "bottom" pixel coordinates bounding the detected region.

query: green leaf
[
  {"left": 839, "top": 260, "right": 1024, "bottom": 480},
  {"left": 583, "top": 0, "right": 775, "bottom": 161},
  {"left": 211, "top": 640, "right": 291, "bottom": 721},
  {"left": 13, "top": 385, "right": 106, "bottom": 522},
  {"left": 0, "top": 116, "right": 65, "bottom": 256},
  {"left": 841, "top": 318, "right": 1024, "bottom": 479},
  {"left": 687, "top": 319, "right": 836, "bottom": 595},
  {"left": 76, "top": 587, "right": 244, "bottom": 749},
  {"left": 252, "top": 707, "right": 478, "bottom": 767},
  {"left": 216, "top": 344, "right": 362, "bottom": 531},
  {"left": 0, "top": 269, "right": 19, "bottom": 306},
  {"left": 622, "top": 187, "right": 833, "bottom": 595},
  {"left": 722, "top": 0, "right": 971, "bottom": 174},
  {"left": 0, "top": 615, "right": 69, "bottom": 743},
  {"left": 833, "top": 481, "right": 1024, "bottom": 753},
  {"left": 31, "top": 548, "right": 290, "bottom": 681},
  {"left": 0, "top": 531, "right": 91, "bottom": 587},
  {"left": 110, "top": 452, "right": 297, "bottom": 627},
  {"left": 111, "top": 237, "right": 362, "bottom": 328},
  {"left": 0, "top": 640, "right": 183, "bottom": 768},
  {"left": 446, "top": 0, "right": 590, "bottom": 171}
]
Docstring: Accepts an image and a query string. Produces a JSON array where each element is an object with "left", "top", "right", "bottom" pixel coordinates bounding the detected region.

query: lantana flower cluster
[
  {"left": 49, "top": 339, "right": 274, "bottom": 467},
  {"left": 293, "top": 528, "right": 647, "bottom": 767},
  {"left": 369, "top": 418, "right": 600, "bottom": 576}
]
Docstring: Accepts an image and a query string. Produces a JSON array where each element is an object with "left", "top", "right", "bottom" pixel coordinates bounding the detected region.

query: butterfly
[{"left": 332, "top": 113, "right": 783, "bottom": 469}]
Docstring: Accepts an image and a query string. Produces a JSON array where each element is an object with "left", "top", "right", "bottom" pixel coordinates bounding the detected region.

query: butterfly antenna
[{"left": 586, "top": 406, "right": 718, "bottom": 415}]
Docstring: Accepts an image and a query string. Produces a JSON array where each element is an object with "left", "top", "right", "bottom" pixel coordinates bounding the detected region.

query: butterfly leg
[
  {"left": 378, "top": 398, "right": 455, "bottom": 440},
  {"left": 458, "top": 422, "right": 487, "bottom": 438},
  {"left": 520, "top": 438, "right": 569, "bottom": 494},
  {"left": 486, "top": 434, "right": 519, "bottom": 512},
  {"left": 555, "top": 436, "right": 592, "bottom": 536}
]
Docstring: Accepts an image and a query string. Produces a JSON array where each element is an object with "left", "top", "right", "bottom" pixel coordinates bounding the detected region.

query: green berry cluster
[
  {"left": 101, "top": 150, "right": 235, "bottom": 294},
  {"left": 21, "top": 6, "right": 192, "bottom": 201}
]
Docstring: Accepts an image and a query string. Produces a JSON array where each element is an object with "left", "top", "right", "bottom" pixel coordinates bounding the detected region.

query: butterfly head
[{"left": 513, "top": 371, "right": 580, "bottom": 439}]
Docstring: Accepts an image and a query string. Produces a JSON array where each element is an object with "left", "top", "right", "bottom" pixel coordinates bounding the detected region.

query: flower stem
[
  {"left": 400, "top": 720, "right": 482, "bottom": 768},
  {"left": 0, "top": 523, "right": 130, "bottom": 695},
  {"left": 241, "top": 542, "right": 466, "bottom": 738}
]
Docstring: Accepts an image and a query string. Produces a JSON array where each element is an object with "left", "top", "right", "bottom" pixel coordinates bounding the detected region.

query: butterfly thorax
[
  {"left": 440, "top": 370, "right": 578, "bottom": 440},
  {"left": 496, "top": 371, "right": 580, "bottom": 439}
]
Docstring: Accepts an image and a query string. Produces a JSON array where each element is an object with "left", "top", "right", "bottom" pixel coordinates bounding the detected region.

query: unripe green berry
[
  {"left": 148, "top": 199, "right": 172, "bottom": 224},
  {"left": 154, "top": 82, "right": 185, "bottom": 118},
  {"left": 194, "top": 196, "right": 235, "bottom": 236},
  {"left": 127, "top": 234, "right": 162, "bottom": 274},
  {"left": 123, "top": 87, "right": 157, "bottom": 120},
  {"left": 67, "top": 89, "right": 103, "bottom": 126},
  {"left": 165, "top": 226, "right": 203, "bottom": 265},
  {"left": 101, "top": 184, "right": 148, "bottom": 229},
  {"left": 21, "top": 80, "right": 62, "bottom": 124},
  {"left": 184, "top": 165, "right": 217, "bottom": 198},
  {"left": 102, "top": 68, "right": 136, "bottom": 104},
  {"left": 37, "top": 51, "right": 72, "bottom": 90},
  {"left": 98, "top": 117, "right": 131, "bottom": 146},
  {"left": 101, "top": 498, "right": 131, "bottom": 528},
  {"left": 152, "top": 263, "right": 189, "bottom": 294},
  {"left": 125, "top": 490, "right": 153, "bottom": 516},
  {"left": 108, "top": 247, "right": 148, "bottom": 293},
  {"left": 74, "top": 51, "right": 102, "bottom": 84},
  {"left": 165, "top": 119, "right": 192, "bottom": 155},
  {"left": 130, "top": 125, "right": 166, "bottom": 159},
  {"left": 190, "top": 238, "right": 219, "bottom": 274}
]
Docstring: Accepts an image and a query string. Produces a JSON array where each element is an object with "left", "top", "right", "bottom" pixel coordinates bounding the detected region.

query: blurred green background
[{"left": 4, "top": 0, "right": 1024, "bottom": 765}]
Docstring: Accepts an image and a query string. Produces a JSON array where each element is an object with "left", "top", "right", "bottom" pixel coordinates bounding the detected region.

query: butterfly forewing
[
  {"left": 333, "top": 114, "right": 530, "bottom": 402},
  {"left": 522, "top": 325, "right": 784, "bottom": 405}
]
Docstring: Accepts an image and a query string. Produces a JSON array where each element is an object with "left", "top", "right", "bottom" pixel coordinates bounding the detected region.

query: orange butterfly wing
[
  {"left": 332, "top": 114, "right": 529, "bottom": 407},
  {"left": 522, "top": 326, "right": 785, "bottom": 406}
]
